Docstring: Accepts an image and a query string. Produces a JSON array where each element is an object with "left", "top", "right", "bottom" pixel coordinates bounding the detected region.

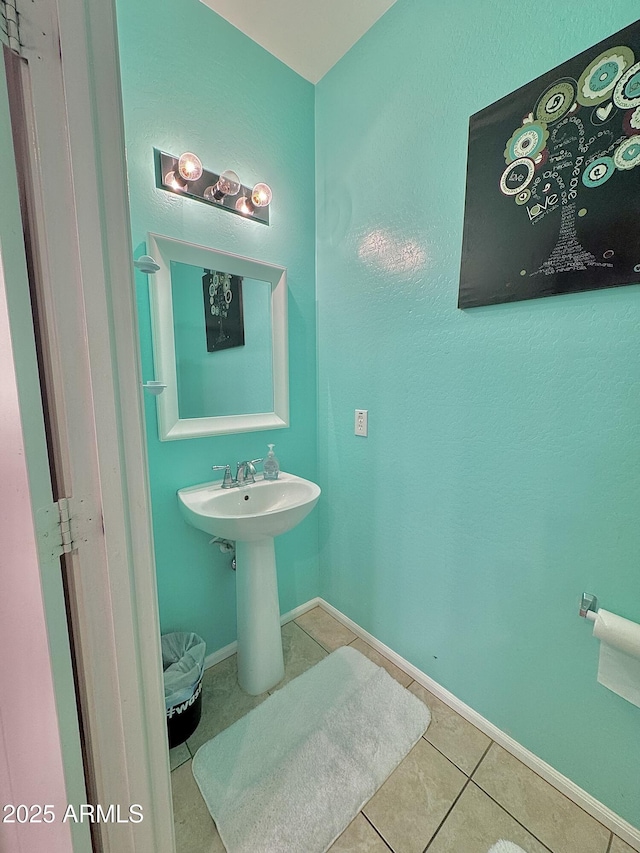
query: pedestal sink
[{"left": 177, "top": 473, "right": 320, "bottom": 695}]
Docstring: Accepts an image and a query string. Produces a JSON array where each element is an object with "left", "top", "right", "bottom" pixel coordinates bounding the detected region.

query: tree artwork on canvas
[{"left": 459, "top": 20, "right": 640, "bottom": 308}]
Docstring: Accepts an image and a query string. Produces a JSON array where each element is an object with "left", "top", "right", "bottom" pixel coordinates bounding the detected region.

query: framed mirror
[{"left": 147, "top": 233, "right": 288, "bottom": 439}]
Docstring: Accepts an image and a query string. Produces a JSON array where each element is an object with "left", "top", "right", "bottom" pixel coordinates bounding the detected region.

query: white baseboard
[
  {"left": 317, "top": 598, "right": 640, "bottom": 852},
  {"left": 204, "top": 595, "right": 640, "bottom": 850}
]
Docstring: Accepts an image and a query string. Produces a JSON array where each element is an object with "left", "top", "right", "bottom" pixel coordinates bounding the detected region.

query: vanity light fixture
[{"left": 154, "top": 149, "right": 272, "bottom": 225}]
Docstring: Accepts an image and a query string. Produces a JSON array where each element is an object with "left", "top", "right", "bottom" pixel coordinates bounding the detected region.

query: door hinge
[
  {"left": 56, "top": 497, "right": 73, "bottom": 554},
  {"left": 1, "top": 0, "right": 21, "bottom": 55},
  {"left": 36, "top": 498, "right": 74, "bottom": 562}
]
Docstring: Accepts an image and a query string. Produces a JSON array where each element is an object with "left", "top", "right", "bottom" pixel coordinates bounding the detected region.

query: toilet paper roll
[
  {"left": 593, "top": 609, "right": 640, "bottom": 657},
  {"left": 592, "top": 609, "right": 640, "bottom": 708}
]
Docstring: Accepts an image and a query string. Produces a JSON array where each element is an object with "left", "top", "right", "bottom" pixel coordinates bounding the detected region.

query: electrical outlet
[{"left": 355, "top": 409, "right": 368, "bottom": 437}]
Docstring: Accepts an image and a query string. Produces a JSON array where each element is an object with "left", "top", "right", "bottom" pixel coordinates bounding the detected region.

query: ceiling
[{"left": 199, "top": 0, "right": 400, "bottom": 84}]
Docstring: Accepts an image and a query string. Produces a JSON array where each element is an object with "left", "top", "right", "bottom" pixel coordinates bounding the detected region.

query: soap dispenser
[{"left": 263, "top": 444, "right": 280, "bottom": 480}]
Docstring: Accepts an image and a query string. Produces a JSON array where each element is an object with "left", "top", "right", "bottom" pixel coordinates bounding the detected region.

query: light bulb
[
  {"left": 218, "top": 170, "right": 241, "bottom": 196},
  {"left": 178, "top": 152, "right": 203, "bottom": 182},
  {"left": 164, "top": 170, "right": 187, "bottom": 191},
  {"left": 235, "top": 195, "right": 255, "bottom": 216},
  {"left": 204, "top": 169, "right": 241, "bottom": 202},
  {"left": 251, "top": 182, "right": 272, "bottom": 207}
]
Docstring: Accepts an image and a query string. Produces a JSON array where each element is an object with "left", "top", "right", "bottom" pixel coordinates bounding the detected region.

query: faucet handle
[
  {"left": 212, "top": 464, "right": 234, "bottom": 489},
  {"left": 245, "top": 458, "right": 264, "bottom": 478}
]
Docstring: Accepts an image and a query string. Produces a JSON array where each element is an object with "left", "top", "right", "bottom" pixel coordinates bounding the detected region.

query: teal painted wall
[
  {"left": 115, "top": 0, "right": 318, "bottom": 656},
  {"left": 316, "top": 0, "right": 640, "bottom": 827}
]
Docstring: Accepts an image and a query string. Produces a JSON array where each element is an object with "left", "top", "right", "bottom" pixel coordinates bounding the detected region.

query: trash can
[{"left": 162, "top": 632, "right": 206, "bottom": 748}]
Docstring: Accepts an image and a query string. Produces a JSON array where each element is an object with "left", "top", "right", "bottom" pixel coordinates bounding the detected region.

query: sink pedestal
[
  {"left": 235, "top": 538, "right": 285, "bottom": 695},
  {"left": 177, "top": 472, "right": 320, "bottom": 695}
]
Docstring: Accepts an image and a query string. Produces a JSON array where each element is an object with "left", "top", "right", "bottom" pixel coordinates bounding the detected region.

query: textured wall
[
  {"left": 116, "top": 0, "right": 318, "bottom": 655},
  {"left": 316, "top": 0, "right": 640, "bottom": 826}
]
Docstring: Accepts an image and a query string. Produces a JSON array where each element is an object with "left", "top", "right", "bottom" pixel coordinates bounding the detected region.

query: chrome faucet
[
  {"left": 235, "top": 459, "right": 263, "bottom": 485},
  {"left": 212, "top": 459, "right": 263, "bottom": 488}
]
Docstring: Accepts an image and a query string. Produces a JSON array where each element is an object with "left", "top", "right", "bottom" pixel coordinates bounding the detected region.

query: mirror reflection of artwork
[
  {"left": 170, "top": 260, "right": 273, "bottom": 421},
  {"left": 203, "top": 270, "right": 245, "bottom": 352},
  {"left": 459, "top": 19, "right": 640, "bottom": 308}
]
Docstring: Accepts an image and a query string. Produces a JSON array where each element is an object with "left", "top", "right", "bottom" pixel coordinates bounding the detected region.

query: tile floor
[{"left": 170, "top": 606, "right": 636, "bottom": 853}]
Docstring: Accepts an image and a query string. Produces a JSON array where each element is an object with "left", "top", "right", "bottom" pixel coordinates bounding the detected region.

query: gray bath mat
[{"left": 192, "top": 645, "right": 431, "bottom": 852}]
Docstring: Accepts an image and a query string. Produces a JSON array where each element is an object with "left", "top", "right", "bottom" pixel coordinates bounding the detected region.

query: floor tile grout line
[
  {"left": 170, "top": 754, "right": 190, "bottom": 773},
  {"left": 419, "top": 730, "right": 480, "bottom": 777},
  {"left": 303, "top": 625, "right": 481, "bottom": 852},
  {"left": 347, "top": 639, "right": 418, "bottom": 691},
  {"left": 409, "top": 677, "right": 497, "bottom": 775},
  {"left": 475, "top": 744, "right": 615, "bottom": 839},
  {"left": 469, "top": 739, "right": 494, "bottom": 779},
  {"left": 605, "top": 832, "right": 613, "bottom": 853},
  {"left": 293, "top": 608, "right": 350, "bottom": 644},
  {"left": 422, "top": 776, "right": 472, "bottom": 852},
  {"left": 472, "top": 748, "right": 614, "bottom": 849},
  {"left": 411, "top": 703, "right": 491, "bottom": 778},
  {"left": 465, "top": 779, "right": 560, "bottom": 853},
  {"left": 360, "top": 811, "right": 395, "bottom": 852},
  {"left": 291, "top": 616, "right": 334, "bottom": 654}
]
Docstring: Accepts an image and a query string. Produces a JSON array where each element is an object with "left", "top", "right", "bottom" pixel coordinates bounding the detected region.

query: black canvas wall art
[
  {"left": 203, "top": 270, "right": 245, "bottom": 352},
  {"left": 459, "top": 20, "right": 640, "bottom": 308}
]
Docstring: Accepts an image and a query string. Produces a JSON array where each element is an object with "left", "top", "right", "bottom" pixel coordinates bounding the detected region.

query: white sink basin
[{"left": 177, "top": 471, "right": 320, "bottom": 542}]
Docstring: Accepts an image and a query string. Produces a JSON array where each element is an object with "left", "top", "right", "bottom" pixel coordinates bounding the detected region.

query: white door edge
[{"left": 15, "top": 0, "right": 175, "bottom": 850}]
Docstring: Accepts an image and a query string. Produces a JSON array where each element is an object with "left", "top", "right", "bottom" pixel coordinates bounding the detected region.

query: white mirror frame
[{"left": 147, "top": 233, "right": 289, "bottom": 439}]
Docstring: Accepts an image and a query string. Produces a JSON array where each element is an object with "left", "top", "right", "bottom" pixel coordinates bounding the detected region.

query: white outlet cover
[{"left": 355, "top": 409, "right": 368, "bottom": 437}]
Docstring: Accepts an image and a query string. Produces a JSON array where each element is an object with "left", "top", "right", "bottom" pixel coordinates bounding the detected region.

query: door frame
[
  {"left": 13, "top": 0, "right": 175, "bottom": 850},
  {"left": 1, "top": 44, "right": 92, "bottom": 853}
]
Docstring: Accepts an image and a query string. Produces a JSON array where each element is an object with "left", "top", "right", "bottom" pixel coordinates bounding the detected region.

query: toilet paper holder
[{"left": 579, "top": 592, "right": 598, "bottom": 622}]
